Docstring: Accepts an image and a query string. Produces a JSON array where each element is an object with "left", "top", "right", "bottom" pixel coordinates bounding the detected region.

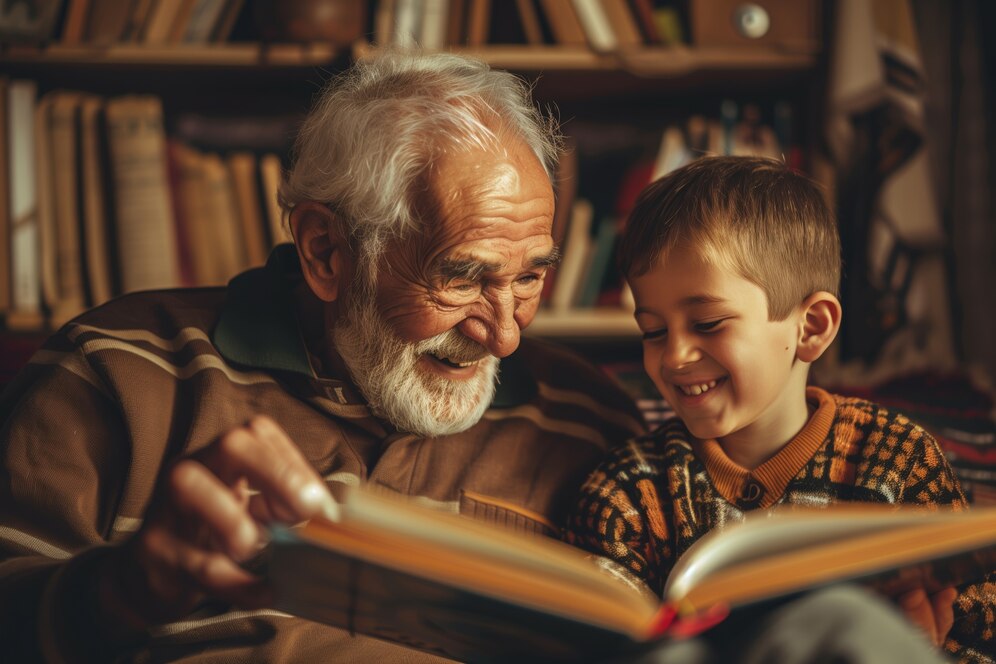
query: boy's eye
[
  {"left": 694, "top": 319, "right": 725, "bottom": 333},
  {"left": 641, "top": 328, "right": 667, "bottom": 341}
]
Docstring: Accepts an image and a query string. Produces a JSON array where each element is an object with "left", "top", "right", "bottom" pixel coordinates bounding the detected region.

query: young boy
[{"left": 565, "top": 156, "right": 994, "bottom": 661}]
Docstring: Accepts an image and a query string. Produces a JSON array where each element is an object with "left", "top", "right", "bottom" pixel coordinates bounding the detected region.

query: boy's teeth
[{"left": 679, "top": 380, "right": 718, "bottom": 396}]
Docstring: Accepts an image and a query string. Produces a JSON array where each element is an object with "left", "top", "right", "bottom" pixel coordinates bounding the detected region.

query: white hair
[{"left": 280, "top": 50, "right": 562, "bottom": 285}]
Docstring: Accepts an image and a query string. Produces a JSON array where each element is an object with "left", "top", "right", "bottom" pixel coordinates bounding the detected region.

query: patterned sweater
[
  {"left": 566, "top": 387, "right": 996, "bottom": 663},
  {"left": 0, "top": 246, "right": 645, "bottom": 663}
]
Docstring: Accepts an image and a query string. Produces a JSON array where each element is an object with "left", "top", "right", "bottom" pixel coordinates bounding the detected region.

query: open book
[{"left": 267, "top": 486, "right": 996, "bottom": 663}]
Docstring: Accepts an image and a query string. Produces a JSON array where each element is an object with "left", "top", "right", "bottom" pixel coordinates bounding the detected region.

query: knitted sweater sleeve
[
  {"left": 563, "top": 439, "right": 674, "bottom": 597},
  {"left": 898, "top": 421, "right": 995, "bottom": 663}
]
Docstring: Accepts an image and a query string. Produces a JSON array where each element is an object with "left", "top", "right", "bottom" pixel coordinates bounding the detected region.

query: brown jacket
[{"left": 0, "top": 247, "right": 644, "bottom": 662}]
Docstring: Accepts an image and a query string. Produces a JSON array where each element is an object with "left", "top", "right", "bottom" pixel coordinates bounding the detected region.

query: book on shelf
[
  {"left": 267, "top": 484, "right": 996, "bottom": 663},
  {"left": 226, "top": 151, "right": 269, "bottom": 268},
  {"left": 599, "top": 0, "right": 643, "bottom": 49},
  {"left": 540, "top": 135, "right": 578, "bottom": 302},
  {"left": 168, "top": 140, "right": 207, "bottom": 286},
  {"left": 201, "top": 151, "right": 249, "bottom": 281},
  {"left": 167, "top": 0, "right": 202, "bottom": 43},
  {"left": 0, "top": 77, "right": 10, "bottom": 316},
  {"left": 143, "top": 0, "right": 186, "bottom": 43},
  {"left": 60, "top": 0, "right": 92, "bottom": 44},
  {"left": 391, "top": 0, "right": 422, "bottom": 48},
  {"left": 44, "top": 91, "right": 89, "bottom": 325},
  {"left": 574, "top": 214, "right": 618, "bottom": 308},
  {"left": 627, "top": 0, "right": 661, "bottom": 45},
  {"left": 181, "top": 0, "right": 231, "bottom": 44},
  {"left": 419, "top": 0, "right": 450, "bottom": 51},
  {"left": 259, "top": 152, "right": 292, "bottom": 246},
  {"left": 78, "top": 94, "right": 115, "bottom": 306},
  {"left": 537, "top": 0, "right": 587, "bottom": 46},
  {"left": 547, "top": 198, "right": 593, "bottom": 312},
  {"left": 465, "top": 0, "right": 492, "bottom": 47},
  {"left": 119, "top": 0, "right": 157, "bottom": 42},
  {"left": 6, "top": 79, "right": 45, "bottom": 330},
  {"left": 104, "top": 95, "right": 181, "bottom": 293},
  {"left": 514, "top": 0, "right": 544, "bottom": 45},
  {"left": 445, "top": 0, "right": 468, "bottom": 46},
  {"left": 170, "top": 143, "right": 230, "bottom": 286},
  {"left": 84, "top": 0, "right": 133, "bottom": 45},
  {"left": 373, "top": 0, "right": 396, "bottom": 46},
  {"left": 570, "top": 0, "right": 617, "bottom": 52},
  {"left": 210, "top": 0, "right": 245, "bottom": 42}
]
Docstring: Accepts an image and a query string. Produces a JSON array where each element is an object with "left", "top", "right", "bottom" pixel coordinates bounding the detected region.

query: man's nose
[{"left": 457, "top": 290, "right": 521, "bottom": 358}]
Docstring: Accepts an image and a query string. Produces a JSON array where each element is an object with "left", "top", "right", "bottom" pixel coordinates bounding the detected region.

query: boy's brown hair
[{"left": 618, "top": 156, "right": 841, "bottom": 321}]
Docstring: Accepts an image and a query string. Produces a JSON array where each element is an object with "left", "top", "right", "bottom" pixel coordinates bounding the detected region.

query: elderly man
[
  {"left": 0, "top": 50, "right": 641, "bottom": 662},
  {"left": 0, "top": 51, "right": 952, "bottom": 663}
]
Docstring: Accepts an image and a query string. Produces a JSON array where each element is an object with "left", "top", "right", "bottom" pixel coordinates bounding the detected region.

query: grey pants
[{"left": 621, "top": 585, "right": 951, "bottom": 664}]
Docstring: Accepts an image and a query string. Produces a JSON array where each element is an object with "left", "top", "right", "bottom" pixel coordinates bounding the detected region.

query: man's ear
[
  {"left": 796, "top": 291, "right": 842, "bottom": 363},
  {"left": 289, "top": 201, "right": 354, "bottom": 303}
]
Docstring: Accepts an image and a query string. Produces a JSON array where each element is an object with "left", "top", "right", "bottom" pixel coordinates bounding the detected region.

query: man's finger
[
  {"left": 169, "top": 459, "right": 261, "bottom": 561},
  {"left": 197, "top": 417, "right": 337, "bottom": 524}
]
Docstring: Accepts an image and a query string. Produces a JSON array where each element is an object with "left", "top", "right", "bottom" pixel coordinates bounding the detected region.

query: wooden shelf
[
  {"left": 3, "top": 41, "right": 817, "bottom": 76},
  {"left": 526, "top": 309, "right": 639, "bottom": 339},
  {"left": 0, "top": 42, "right": 343, "bottom": 67},
  {"left": 355, "top": 42, "right": 818, "bottom": 77}
]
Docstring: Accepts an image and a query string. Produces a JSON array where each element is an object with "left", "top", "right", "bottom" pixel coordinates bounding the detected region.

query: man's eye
[
  {"left": 449, "top": 282, "right": 479, "bottom": 293},
  {"left": 515, "top": 273, "right": 542, "bottom": 287}
]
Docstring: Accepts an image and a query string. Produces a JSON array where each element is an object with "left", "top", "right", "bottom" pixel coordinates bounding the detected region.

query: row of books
[
  {"left": 0, "top": 78, "right": 291, "bottom": 331},
  {"left": 375, "top": 0, "right": 684, "bottom": 52},
  {"left": 0, "top": 0, "right": 246, "bottom": 46},
  {"left": 542, "top": 101, "right": 801, "bottom": 313}
]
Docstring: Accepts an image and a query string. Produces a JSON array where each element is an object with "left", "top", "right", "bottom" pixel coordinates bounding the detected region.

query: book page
[
  {"left": 665, "top": 506, "right": 996, "bottom": 614},
  {"left": 665, "top": 505, "right": 953, "bottom": 603}
]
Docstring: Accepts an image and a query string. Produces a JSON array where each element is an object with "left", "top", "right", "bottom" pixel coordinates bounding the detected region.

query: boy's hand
[{"left": 896, "top": 586, "right": 958, "bottom": 646}]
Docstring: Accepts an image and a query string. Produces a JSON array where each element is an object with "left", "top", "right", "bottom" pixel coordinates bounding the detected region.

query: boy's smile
[{"left": 630, "top": 249, "right": 812, "bottom": 469}]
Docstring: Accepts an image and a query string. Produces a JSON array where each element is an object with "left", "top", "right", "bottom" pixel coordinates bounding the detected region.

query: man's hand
[
  {"left": 101, "top": 416, "right": 337, "bottom": 629},
  {"left": 897, "top": 586, "right": 959, "bottom": 647}
]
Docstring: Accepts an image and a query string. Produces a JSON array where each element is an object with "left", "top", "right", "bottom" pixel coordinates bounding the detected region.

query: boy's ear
[
  {"left": 796, "top": 291, "right": 842, "bottom": 363},
  {"left": 290, "top": 201, "right": 354, "bottom": 303}
]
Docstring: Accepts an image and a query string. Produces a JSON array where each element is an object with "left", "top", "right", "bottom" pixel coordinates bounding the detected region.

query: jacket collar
[{"left": 213, "top": 244, "right": 315, "bottom": 377}]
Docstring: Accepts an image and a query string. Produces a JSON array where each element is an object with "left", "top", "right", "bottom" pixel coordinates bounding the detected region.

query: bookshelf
[{"left": 0, "top": 0, "right": 826, "bottom": 347}]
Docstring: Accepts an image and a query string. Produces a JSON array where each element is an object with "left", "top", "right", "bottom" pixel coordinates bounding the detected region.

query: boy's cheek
[{"left": 643, "top": 358, "right": 670, "bottom": 397}]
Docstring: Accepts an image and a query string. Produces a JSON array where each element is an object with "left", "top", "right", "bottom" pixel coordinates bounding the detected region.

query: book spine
[
  {"left": 226, "top": 152, "right": 268, "bottom": 267},
  {"left": 0, "top": 77, "right": 11, "bottom": 314},
  {"left": 48, "top": 93, "right": 88, "bottom": 322},
  {"left": 78, "top": 95, "right": 115, "bottom": 305},
  {"left": 570, "top": 0, "right": 617, "bottom": 52},
  {"left": 104, "top": 96, "right": 181, "bottom": 292},
  {"left": 7, "top": 81, "right": 44, "bottom": 329},
  {"left": 259, "top": 152, "right": 291, "bottom": 247},
  {"left": 549, "top": 198, "right": 593, "bottom": 312}
]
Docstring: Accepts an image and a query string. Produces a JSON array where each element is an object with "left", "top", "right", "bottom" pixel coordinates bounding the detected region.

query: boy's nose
[{"left": 662, "top": 333, "right": 702, "bottom": 370}]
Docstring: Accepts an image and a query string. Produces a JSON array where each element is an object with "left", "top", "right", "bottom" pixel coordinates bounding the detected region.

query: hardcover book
[{"left": 267, "top": 485, "right": 996, "bottom": 663}]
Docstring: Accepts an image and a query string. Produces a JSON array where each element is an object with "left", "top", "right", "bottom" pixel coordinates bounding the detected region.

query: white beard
[{"left": 332, "top": 294, "right": 499, "bottom": 437}]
